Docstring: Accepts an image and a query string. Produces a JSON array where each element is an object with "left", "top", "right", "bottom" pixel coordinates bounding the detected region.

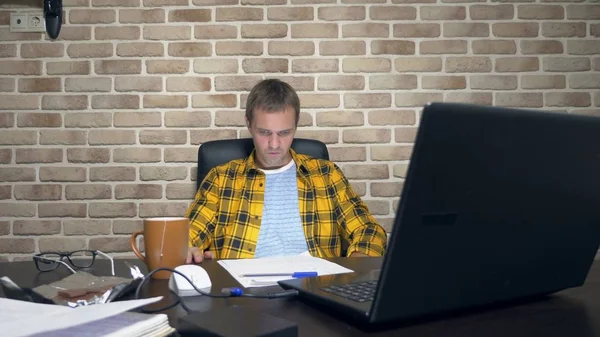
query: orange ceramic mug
[{"left": 130, "top": 217, "right": 189, "bottom": 279}]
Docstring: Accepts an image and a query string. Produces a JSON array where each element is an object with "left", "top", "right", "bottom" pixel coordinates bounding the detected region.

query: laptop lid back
[{"left": 369, "top": 102, "right": 600, "bottom": 323}]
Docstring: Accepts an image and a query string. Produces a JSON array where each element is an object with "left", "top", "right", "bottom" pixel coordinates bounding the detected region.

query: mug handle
[{"left": 130, "top": 231, "right": 145, "bottom": 263}]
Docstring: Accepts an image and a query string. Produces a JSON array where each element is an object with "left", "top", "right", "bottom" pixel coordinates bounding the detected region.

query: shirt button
[
  {"left": 259, "top": 183, "right": 263, "bottom": 187},
  {"left": 248, "top": 247, "right": 253, "bottom": 252},
  {"left": 254, "top": 215, "right": 259, "bottom": 219}
]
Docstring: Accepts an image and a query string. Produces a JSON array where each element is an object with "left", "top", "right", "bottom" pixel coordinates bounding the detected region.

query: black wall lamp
[{"left": 44, "top": 0, "right": 61, "bottom": 39}]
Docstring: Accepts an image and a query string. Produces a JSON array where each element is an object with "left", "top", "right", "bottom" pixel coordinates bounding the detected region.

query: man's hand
[
  {"left": 348, "top": 252, "right": 368, "bottom": 257},
  {"left": 187, "top": 247, "right": 214, "bottom": 264}
]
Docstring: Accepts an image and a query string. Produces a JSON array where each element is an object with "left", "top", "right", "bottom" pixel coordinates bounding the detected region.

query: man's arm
[
  {"left": 185, "top": 168, "right": 221, "bottom": 253},
  {"left": 330, "top": 164, "right": 388, "bottom": 257}
]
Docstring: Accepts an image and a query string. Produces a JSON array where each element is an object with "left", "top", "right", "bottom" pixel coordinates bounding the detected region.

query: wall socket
[{"left": 10, "top": 11, "right": 46, "bottom": 33}]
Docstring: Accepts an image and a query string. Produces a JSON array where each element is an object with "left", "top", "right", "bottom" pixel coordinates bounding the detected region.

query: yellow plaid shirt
[{"left": 186, "top": 149, "right": 387, "bottom": 259}]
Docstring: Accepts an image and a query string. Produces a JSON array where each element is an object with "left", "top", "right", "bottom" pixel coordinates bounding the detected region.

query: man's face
[{"left": 246, "top": 106, "right": 296, "bottom": 170}]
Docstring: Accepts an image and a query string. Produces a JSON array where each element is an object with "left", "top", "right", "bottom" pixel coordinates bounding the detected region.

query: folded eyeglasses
[{"left": 33, "top": 250, "right": 115, "bottom": 276}]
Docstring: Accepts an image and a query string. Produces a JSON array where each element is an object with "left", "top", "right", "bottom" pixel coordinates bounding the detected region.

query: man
[{"left": 186, "top": 79, "right": 387, "bottom": 263}]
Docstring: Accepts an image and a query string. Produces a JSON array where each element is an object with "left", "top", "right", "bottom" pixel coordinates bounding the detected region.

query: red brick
[
  {"left": 90, "top": 166, "right": 136, "bottom": 181},
  {"left": 216, "top": 41, "right": 263, "bottom": 56},
  {"left": 344, "top": 93, "right": 391, "bottom": 109},
  {"left": 421, "top": 6, "right": 466, "bottom": 20},
  {"left": 113, "top": 148, "right": 162, "bottom": 163},
  {"left": 319, "top": 6, "right": 366, "bottom": 20},
  {"left": 341, "top": 164, "right": 389, "bottom": 180},
  {"left": 139, "top": 202, "right": 189, "bottom": 218},
  {"left": 395, "top": 92, "right": 443, "bottom": 107},
  {"left": 169, "top": 9, "right": 211, "bottom": 22},
  {"left": 342, "top": 23, "right": 388, "bottom": 38},
  {"left": 292, "top": 59, "right": 338, "bottom": 73},
  {"left": 496, "top": 93, "right": 543, "bottom": 108},
  {"left": 241, "top": 24, "right": 287, "bottom": 38},
  {"left": 40, "top": 167, "right": 87, "bottom": 182},
  {"left": 316, "top": 111, "right": 364, "bottom": 127},
  {"left": 65, "top": 112, "right": 112, "bottom": 128},
  {"left": 38, "top": 203, "right": 87, "bottom": 218},
  {"left": 318, "top": 75, "right": 365, "bottom": 91},
  {"left": 0, "top": 238, "right": 35, "bottom": 253},
  {"left": 470, "top": 4, "right": 514, "bottom": 20},
  {"left": 194, "top": 25, "right": 237, "bottom": 39},
  {"left": 566, "top": 4, "right": 600, "bottom": 20},
  {"left": 320, "top": 41, "right": 366, "bottom": 56},
  {"left": 14, "top": 184, "right": 61, "bottom": 201},
  {"left": 446, "top": 93, "right": 492, "bottom": 106},
  {"left": 394, "top": 57, "right": 442, "bottom": 72},
  {"left": 17, "top": 112, "right": 62, "bottom": 127},
  {"left": 16, "top": 149, "right": 63, "bottom": 164},
  {"left": 115, "top": 184, "right": 163, "bottom": 199},
  {"left": 215, "top": 76, "right": 262, "bottom": 91},
  {"left": 471, "top": 75, "right": 517, "bottom": 90},
  {"left": 192, "top": 94, "right": 237, "bottom": 108},
  {"left": 546, "top": 92, "right": 591, "bottom": 107},
  {"left": 370, "top": 6, "right": 415, "bottom": 20},
  {"left": 394, "top": 127, "right": 417, "bottom": 143},
  {"left": 0, "top": 149, "right": 12, "bottom": 164},
  {"left": 370, "top": 75, "right": 417, "bottom": 90},
  {"left": 0, "top": 167, "right": 35, "bottom": 182},
  {"left": 521, "top": 40, "right": 563, "bottom": 54},
  {"left": 371, "top": 40, "right": 415, "bottom": 55},
  {"left": 496, "top": 57, "right": 539, "bottom": 72},
  {"left": 369, "top": 110, "right": 416, "bottom": 126},
  {"left": 216, "top": 7, "right": 263, "bottom": 21},
  {"left": 393, "top": 23, "right": 440, "bottom": 38},
  {"left": 65, "top": 184, "right": 112, "bottom": 200},
  {"left": 139, "top": 130, "right": 187, "bottom": 144},
  {"left": 518, "top": 5, "right": 564, "bottom": 19},
  {"left": 268, "top": 7, "right": 313, "bottom": 21},
  {"left": 472, "top": 40, "right": 516, "bottom": 54},
  {"left": 64, "top": 220, "right": 111, "bottom": 236},
  {"left": 89, "top": 202, "right": 137, "bottom": 218},
  {"left": 492, "top": 23, "right": 539, "bottom": 37},
  {"left": 67, "top": 148, "right": 110, "bottom": 163},
  {"left": 421, "top": 75, "right": 466, "bottom": 90},
  {"left": 168, "top": 42, "right": 212, "bottom": 57},
  {"left": 269, "top": 41, "right": 314, "bottom": 56},
  {"left": 370, "top": 145, "right": 413, "bottom": 161},
  {"left": 343, "top": 129, "right": 391, "bottom": 143},
  {"left": 420, "top": 40, "right": 467, "bottom": 54},
  {"left": 443, "top": 23, "right": 489, "bottom": 37}
]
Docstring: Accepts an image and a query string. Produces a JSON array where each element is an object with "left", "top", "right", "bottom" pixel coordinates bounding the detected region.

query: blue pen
[{"left": 240, "top": 272, "right": 318, "bottom": 278}]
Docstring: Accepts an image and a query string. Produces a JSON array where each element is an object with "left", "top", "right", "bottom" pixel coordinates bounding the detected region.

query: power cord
[{"left": 134, "top": 267, "right": 299, "bottom": 313}]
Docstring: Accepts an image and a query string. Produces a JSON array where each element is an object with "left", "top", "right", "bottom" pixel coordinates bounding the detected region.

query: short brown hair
[{"left": 245, "top": 79, "right": 300, "bottom": 126}]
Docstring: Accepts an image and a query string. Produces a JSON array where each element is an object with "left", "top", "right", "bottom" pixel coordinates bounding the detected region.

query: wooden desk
[{"left": 2, "top": 258, "right": 600, "bottom": 337}]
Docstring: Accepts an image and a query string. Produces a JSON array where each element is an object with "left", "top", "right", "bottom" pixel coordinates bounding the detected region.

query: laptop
[{"left": 278, "top": 102, "right": 600, "bottom": 325}]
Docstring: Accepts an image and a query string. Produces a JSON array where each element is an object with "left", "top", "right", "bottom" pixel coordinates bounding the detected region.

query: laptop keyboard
[{"left": 319, "top": 280, "right": 377, "bottom": 303}]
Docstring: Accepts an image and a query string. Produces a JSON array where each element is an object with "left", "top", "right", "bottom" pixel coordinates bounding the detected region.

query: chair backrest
[{"left": 196, "top": 138, "right": 329, "bottom": 189}]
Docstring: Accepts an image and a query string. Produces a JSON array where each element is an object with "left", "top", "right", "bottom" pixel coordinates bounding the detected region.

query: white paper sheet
[
  {"left": 0, "top": 295, "right": 163, "bottom": 337},
  {"left": 218, "top": 254, "right": 353, "bottom": 288}
]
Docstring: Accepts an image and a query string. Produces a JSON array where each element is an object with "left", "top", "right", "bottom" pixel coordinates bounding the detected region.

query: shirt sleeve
[
  {"left": 330, "top": 164, "right": 388, "bottom": 256},
  {"left": 185, "top": 168, "right": 220, "bottom": 251}
]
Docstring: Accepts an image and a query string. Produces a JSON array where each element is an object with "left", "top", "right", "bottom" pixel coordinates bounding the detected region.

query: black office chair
[
  {"left": 196, "top": 138, "right": 329, "bottom": 189},
  {"left": 195, "top": 137, "right": 348, "bottom": 256}
]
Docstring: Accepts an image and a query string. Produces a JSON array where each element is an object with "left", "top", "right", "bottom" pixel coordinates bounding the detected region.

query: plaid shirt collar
[{"left": 242, "top": 148, "right": 311, "bottom": 178}]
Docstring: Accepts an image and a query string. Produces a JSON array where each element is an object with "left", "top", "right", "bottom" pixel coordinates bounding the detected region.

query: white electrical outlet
[
  {"left": 9, "top": 13, "right": 27, "bottom": 32},
  {"left": 10, "top": 11, "right": 46, "bottom": 33}
]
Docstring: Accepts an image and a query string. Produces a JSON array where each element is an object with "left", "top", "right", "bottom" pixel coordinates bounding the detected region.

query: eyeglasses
[{"left": 33, "top": 250, "right": 115, "bottom": 276}]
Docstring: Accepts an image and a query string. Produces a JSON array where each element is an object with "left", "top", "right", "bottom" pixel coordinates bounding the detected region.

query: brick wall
[{"left": 0, "top": 0, "right": 598, "bottom": 261}]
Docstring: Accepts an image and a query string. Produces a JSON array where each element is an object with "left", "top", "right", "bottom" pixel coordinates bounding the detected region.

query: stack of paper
[
  {"left": 0, "top": 296, "right": 175, "bottom": 337},
  {"left": 218, "top": 254, "right": 353, "bottom": 288}
]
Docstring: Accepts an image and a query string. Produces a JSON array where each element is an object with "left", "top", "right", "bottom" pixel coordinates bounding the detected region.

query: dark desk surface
[{"left": 2, "top": 257, "right": 600, "bottom": 337}]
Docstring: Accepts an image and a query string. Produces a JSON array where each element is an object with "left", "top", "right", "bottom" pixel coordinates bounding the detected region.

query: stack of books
[{"left": 0, "top": 296, "right": 175, "bottom": 337}]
